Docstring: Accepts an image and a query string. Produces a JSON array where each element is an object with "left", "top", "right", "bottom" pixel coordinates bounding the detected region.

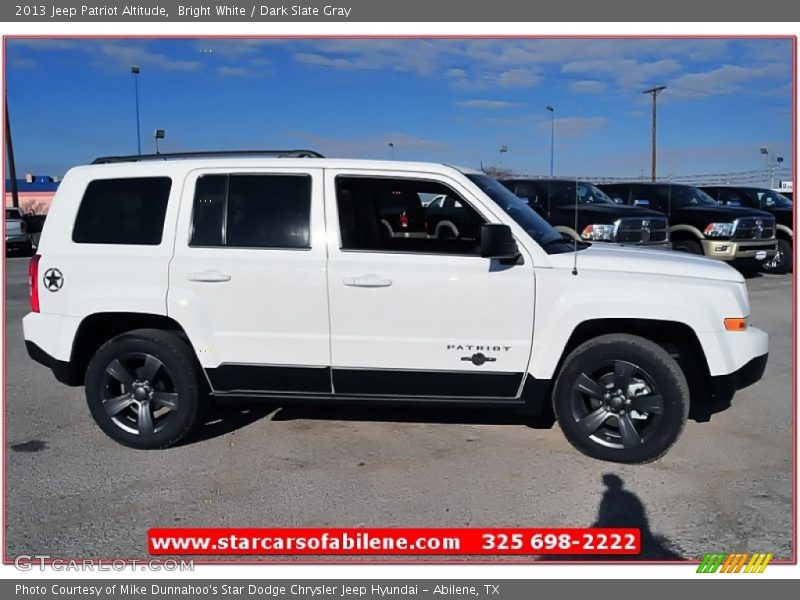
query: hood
[
  {"left": 766, "top": 206, "right": 793, "bottom": 228},
  {"left": 551, "top": 204, "right": 664, "bottom": 220},
  {"left": 547, "top": 244, "right": 744, "bottom": 283},
  {"left": 672, "top": 204, "right": 774, "bottom": 222}
]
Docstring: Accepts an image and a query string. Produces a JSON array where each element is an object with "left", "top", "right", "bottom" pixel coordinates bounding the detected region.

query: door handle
[
  {"left": 187, "top": 270, "right": 231, "bottom": 283},
  {"left": 343, "top": 274, "right": 393, "bottom": 288}
]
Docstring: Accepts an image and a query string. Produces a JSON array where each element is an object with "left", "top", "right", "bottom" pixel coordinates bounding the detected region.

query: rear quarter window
[{"left": 72, "top": 177, "right": 172, "bottom": 245}]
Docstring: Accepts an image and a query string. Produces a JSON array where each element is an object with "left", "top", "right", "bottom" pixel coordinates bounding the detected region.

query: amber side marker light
[{"left": 724, "top": 317, "right": 749, "bottom": 332}]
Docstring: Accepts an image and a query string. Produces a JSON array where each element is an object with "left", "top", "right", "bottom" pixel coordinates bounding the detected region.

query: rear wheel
[
  {"left": 761, "top": 238, "right": 792, "bottom": 274},
  {"left": 672, "top": 239, "right": 702, "bottom": 255},
  {"left": 553, "top": 334, "right": 689, "bottom": 464},
  {"left": 85, "top": 329, "right": 203, "bottom": 449}
]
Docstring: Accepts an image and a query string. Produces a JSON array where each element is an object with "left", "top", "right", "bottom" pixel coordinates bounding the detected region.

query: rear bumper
[
  {"left": 701, "top": 239, "right": 777, "bottom": 261},
  {"left": 25, "top": 340, "right": 81, "bottom": 386}
]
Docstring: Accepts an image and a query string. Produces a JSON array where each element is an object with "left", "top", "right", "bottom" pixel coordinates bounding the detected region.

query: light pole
[
  {"left": 760, "top": 147, "right": 783, "bottom": 188},
  {"left": 131, "top": 66, "right": 141, "bottom": 156},
  {"left": 5, "top": 93, "right": 19, "bottom": 208},
  {"left": 498, "top": 144, "right": 508, "bottom": 167},
  {"left": 388, "top": 142, "right": 394, "bottom": 159},
  {"left": 643, "top": 86, "right": 666, "bottom": 182},
  {"left": 546, "top": 105, "right": 555, "bottom": 177}
]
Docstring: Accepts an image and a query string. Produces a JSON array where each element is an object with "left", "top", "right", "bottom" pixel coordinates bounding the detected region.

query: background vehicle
[
  {"left": 5, "top": 207, "right": 33, "bottom": 255},
  {"left": 702, "top": 185, "right": 793, "bottom": 274},
  {"left": 23, "top": 153, "right": 768, "bottom": 464},
  {"left": 599, "top": 182, "right": 777, "bottom": 270},
  {"left": 500, "top": 178, "right": 670, "bottom": 247},
  {"left": 377, "top": 188, "right": 427, "bottom": 238},
  {"left": 425, "top": 194, "right": 482, "bottom": 240}
]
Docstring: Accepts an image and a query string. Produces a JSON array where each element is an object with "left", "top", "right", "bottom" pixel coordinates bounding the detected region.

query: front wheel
[
  {"left": 85, "top": 329, "right": 203, "bottom": 449},
  {"left": 552, "top": 334, "right": 689, "bottom": 463},
  {"left": 761, "top": 238, "right": 792, "bottom": 274},
  {"left": 672, "top": 239, "right": 702, "bottom": 255}
]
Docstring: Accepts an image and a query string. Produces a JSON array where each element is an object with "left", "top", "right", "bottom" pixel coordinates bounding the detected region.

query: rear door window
[
  {"left": 73, "top": 177, "right": 172, "bottom": 245},
  {"left": 190, "top": 174, "right": 312, "bottom": 249}
]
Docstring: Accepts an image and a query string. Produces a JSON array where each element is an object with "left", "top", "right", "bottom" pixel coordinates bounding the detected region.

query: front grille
[
  {"left": 733, "top": 217, "right": 776, "bottom": 240},
  {"left": 615, "top": 218, "right": 669, "bottom": 244}
]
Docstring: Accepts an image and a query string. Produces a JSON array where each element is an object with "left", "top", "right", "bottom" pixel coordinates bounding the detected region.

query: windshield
[
  {"left": 466, "top": 174, "right": 569, "bottom": 251},
  {"left": 665, "top": 185, "right": 718, "bottom": 207},
  {"left": 577, "top": 183, "right": 615, "bottom": 205},
  {"left": 752, "top": 189, "right": 792, "bottom": 209}
]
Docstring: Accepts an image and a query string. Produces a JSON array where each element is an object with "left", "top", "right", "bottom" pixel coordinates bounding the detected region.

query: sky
[{"left": 4, "top": 37, "right": 794, "bottom": 180}]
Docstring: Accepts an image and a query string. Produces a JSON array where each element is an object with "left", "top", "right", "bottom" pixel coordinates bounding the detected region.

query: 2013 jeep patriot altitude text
[{"left": 23, "top": 152, "right": 769, "bottom": 463}]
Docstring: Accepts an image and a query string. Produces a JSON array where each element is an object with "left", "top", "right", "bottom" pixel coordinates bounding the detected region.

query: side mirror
[{"left": 480, "top": 224, "right": 519, "bottom": 259}]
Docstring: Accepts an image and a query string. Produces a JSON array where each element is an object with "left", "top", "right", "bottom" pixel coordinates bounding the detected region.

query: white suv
[{"left": 23, "top": 151, "right": 769, "bottom": 463}]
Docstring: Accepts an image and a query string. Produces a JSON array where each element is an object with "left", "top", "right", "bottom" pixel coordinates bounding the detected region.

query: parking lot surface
[{"left": 3, "top": 256, "right": 794, "bottom": 561}]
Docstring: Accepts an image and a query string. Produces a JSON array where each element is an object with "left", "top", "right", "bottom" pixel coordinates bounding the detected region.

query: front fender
[{"left": 529, "top": 267, "right": 754, "bottom": 379}]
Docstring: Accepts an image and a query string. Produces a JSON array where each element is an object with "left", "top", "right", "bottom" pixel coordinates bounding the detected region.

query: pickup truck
[{"left": 5, "top": 207, "right": 33, "bottom": 255}]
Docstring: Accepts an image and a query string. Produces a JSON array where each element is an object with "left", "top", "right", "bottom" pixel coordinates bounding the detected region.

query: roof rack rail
[{"left": 91, "top": 149, "right": 325, "bottom": 164}]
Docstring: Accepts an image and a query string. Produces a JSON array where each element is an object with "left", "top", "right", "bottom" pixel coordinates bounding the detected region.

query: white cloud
[
  {"left": 456, "top": 99, "right": 522, "bottom": 109},
  {"left": 567, "top": 80, "right": 608, "bottom": 94},
  {"left": 217, "top": 66, "right": 254, "bottom": 77},
  {"left": 562, "top": 58, "right": 681, "bottom": 88},
  {"left": 98, "top": 43, "right": 200, "bottom": 71},
  {"left": 667, "top": 63, "right": 788, "bottom": 98},
  {"left": 496, "top": 69, "right": 540, "bottom": 88}
]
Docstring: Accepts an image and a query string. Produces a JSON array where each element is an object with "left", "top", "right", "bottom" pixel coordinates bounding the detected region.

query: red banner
[{"left": 148, "top": 527, "right": 640, "bottom": 555}]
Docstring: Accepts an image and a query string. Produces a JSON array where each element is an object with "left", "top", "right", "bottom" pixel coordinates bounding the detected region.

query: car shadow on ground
[
  {"left": 540, "top": 473, "right": 685, "bottom": 561},
  {"left": 180, "top": 398, "right": 556, "bottom": 446}
]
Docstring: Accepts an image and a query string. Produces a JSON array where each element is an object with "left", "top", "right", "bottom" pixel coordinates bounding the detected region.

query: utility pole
[
  {"left": 5, "top": 93, "right": 19, "bottom": 209},
  {"left": 643, "top": 86, "right": 666, "bottom": 182}
]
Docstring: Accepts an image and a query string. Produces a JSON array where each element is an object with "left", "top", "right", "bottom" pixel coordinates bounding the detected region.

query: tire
[
  {"left": 672, "top": 239, "right": 702, "bottom": 255},
  {"left": 436, "top": 224, "right": 458, "bottom": 239},
  {"left": 552, "top": 334, "right": 689, "bottom": 464},
  {"left": 761, "top": 238, "right": 792, "bottom": 274},
  {"left": 85, "top": 329, "right": 203, "bottom": 449}
]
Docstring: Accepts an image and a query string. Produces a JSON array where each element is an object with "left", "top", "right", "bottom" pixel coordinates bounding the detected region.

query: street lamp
[
  {"left": 760, "top": 147, "right": 782, "bottom": 188},
  {"left": 498, "top": 144, "right": 508, "bottom": 166},
  {"left": 546, "top": 105, "right": 555, "bottom": 177},
  {"left": 154, "top": 129, "right": 165, "bottom": 154},
  {"left": 388, "top": 142, "right": 394, "bottom": 159},
  {"left": 131, "top": 66, "right": 141, "bottom": 156}
]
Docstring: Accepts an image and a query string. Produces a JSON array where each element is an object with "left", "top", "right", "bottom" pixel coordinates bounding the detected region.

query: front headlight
[
  {"left": 704, "top": 222, "right": 734, "bottom": 238},
  {"left": 581, "top": 223, "right": 615, "bottom": 241}
]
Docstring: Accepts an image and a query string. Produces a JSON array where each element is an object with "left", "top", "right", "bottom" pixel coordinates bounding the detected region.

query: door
[
  {"left": 325, "top": 170, "right": 536, "bottom": 399},
  {"left": 168, "top": 167, "right": 331, "bottom": 394}
]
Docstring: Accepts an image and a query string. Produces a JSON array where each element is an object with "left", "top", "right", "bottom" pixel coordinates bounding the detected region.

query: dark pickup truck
[
  {"left": 499, "top": 178, "right": 670, "bottom": 247},
  {"left": 701, "top": 185, "right": 793, "bottom": 274},
  {"left": 599, "top": 182, "right": 777, "bottom": 269}
]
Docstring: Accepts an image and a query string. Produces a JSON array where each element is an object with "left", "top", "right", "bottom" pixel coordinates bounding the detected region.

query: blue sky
[{"left": 4, "top": 37, "right": 794, "bottom": 179}]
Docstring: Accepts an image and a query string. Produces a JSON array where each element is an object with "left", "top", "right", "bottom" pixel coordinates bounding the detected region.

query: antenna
[{"left": 572, "top": 179, "right": 579, "bottom": 276}]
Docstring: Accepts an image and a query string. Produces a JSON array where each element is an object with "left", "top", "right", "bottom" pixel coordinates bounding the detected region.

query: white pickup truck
[{"left": 22, "top": 151, "right": 769, "bottom": 463}]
